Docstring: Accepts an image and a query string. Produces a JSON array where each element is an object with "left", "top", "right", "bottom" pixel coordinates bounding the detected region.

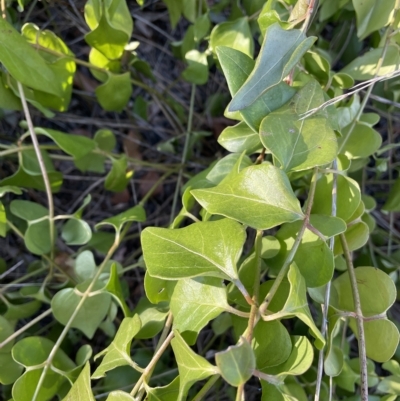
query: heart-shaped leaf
[
  {"left": 192, "top": 164, "right": 304, "bottom": 230},
  {"left": 142, "top": 219, "right": 246, "bottom": 281}
]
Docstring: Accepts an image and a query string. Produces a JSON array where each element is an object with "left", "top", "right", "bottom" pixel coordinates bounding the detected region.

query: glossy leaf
[
  {"left": 0, "top": 18, "right": 60, "bottom": 96},
  {"left": 192, "top": 164, "right": 304, "bottom": 230},
  {"left": 170, "top": 277, "right": 230, "bottom": 341},
  {"left": 215, "top": 338, "right": 255, "bottom": 386},
  {"left": 229, "top": 24, "right": 316, "bottom": 111},
  {"left": 218, "top": 121, "right": 261, "bottom": 154},
  {"left": 96, "top": 72, "right": 132, "bottom": 112},
  {"left": 92, "top": 315, "right": 142, "bottom": 378},
  {"left": 62, "top": 362, "right": 95, "bottom": 401},
  {"left": 210, "top": 18, "right": 253, "bottom": 57},
  {"left": 171, "top": 330, "right": 218, "bottom": 401},
  {"left": 260, "top": 80, "right": 338, "bottom": 171},
  {"left": 52, "top": 280, "right": 112, "bottom": 339},
  {"left": 262, "top": 264, "right": 325, "bottom": 348},
  {"left": 142, "top": 219, "right": 246, "bottom": 281}
]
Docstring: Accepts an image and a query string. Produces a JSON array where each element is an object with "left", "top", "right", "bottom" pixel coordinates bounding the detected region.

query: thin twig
[
  {"left": 191, "top": 375, "right": 220, "bottom": 401},
  {"left": 340, "top": 233, "right": 368, "bottom": 401}
]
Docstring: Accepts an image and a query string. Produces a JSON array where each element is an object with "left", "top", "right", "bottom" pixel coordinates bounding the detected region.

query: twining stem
[
  {"left": 130, "top": 331, "right": 175, "bottom": 397},
  {"left": 191, "top": 375, "right": 220, "bottom": 401},
  {"left": 17, "top": 82, "right": 55, "bottom": 265},
  {"left": 259, "top": 168, "right": 319, "bottom": 316},
  {"left": 340, "top": 233, "right": 368, "bottom": 401},
  {"left": 31, "top": 236, "right": 121, "bottom": 401},
  {"left": 314, "top": 159, "right": 338, "bottom": 401},
  {"left": 170, "top": 83, "right": 196, "bottom": 224},
  {"left": 0, "top": 309, "right": 52, "bottom": 350}
]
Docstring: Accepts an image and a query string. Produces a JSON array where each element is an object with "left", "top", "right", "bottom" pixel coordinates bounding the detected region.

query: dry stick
[
  {"left": 340, "top": 233, "right": 368, "bottom": 401},
  {"left": 314, "top": 159, "right": 338, "bottom": 401},
  {"left": 259, "top": 168, "right": 319, "bottom": 316}
]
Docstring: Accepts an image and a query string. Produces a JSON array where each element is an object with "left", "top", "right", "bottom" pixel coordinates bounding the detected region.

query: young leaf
[
  {"left": 182, "top": 50, "right": 209, "bottom": 85},
  {"left": 260, "top": 79, "right": 338, "bottom": 172},
  {"left": 170, "top": 277, "right": 230, "bottom": 342},
  {"left": 218, "top": 122, "right": 261, "bottom": 154},
  {"left": 104, "top": 156, "right": 132, "bottom": 192},
  {"left": 104, "top": 264, "right": 131, "bottom": 317},
  {"left": 191, "top": 164, "right": 304, "bottom": 230},
  {"left": 61, "top": 218, "right": 92, "bottom": 246},
  {"left": 171, "top": 330, "right": 218, "bottom": 401},
  {"left": 262, "top": 264, "right": 325, "bottom": 348},
  {"left": 215, "top": 338, "right": 255, "bottom": 386},
  {"left": 142, "top": 219, "right": 246, "bottom": 281},
  {"left": 92, "top": 315, "right": 142, "bottom": 378},
  {"left": 96, "top": 204, "right": 146, "bottom": 233},
  {"left": 0, "top": 18, "right": 61, "bottom": 96},
  {"left": 229, "top": 24, "right": 316, "bottom": 111},
  {"left": 62, "top": 362, "right": 95, "bottom": 401}
]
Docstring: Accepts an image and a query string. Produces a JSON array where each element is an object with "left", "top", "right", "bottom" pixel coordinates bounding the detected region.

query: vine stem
[
  {"left": 17, "top": 82, "right": 55, "bottom": 265},
  {"left": 259, "top": 167, "right": 319, "bottom": 316},
  {"left": 31, "top": 235, "right": 121, "bottom": 401},
  {"left": 170, "top": 83, "right": 196, "bottom": 224},
  {"left": 130, "top": 331, "right": 175, "bottom": 397},
  {"left": 340, "top": 233, "right": 368, "bottom": 401},
  {"left": 314, "top": 159, "right": 338, "bottom": 401}
]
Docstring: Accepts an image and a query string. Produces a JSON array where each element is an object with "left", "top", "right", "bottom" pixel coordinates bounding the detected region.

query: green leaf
[
  {"left": 96, "top": 204, "right": 146, "bottom": 233},
  {"left": 311, "top": 174, "right": 361, "bottom": 222},
  {"left": 206, "top": 153, "right": 252, "bottom": 185},
  {"left": 334, "top": 221, "right": 369, "bottom": 255},
  {"left": 262, "top": 264, "right": 325, "bottom": 348},
  {"left": 96, "top": 72, "right": 132, "bottom": 112},
  {"left": 133, "top": 298, "right": 168, "bottom": 339},
  {"left": 217, "top": 46, "right": 296, "bottom": 131},
  {"left": 0, "top": 315, "right": 15, "bottom": 353},
  {"left": 145, "top": 377, "right": 180, "bottom": 401},
  {"left": 62, "top": 362, "right": 95, "bottom": 401},
  {"left": 34, "top": 127, "right": 96, "bottom": 160},
  {"left": 162, "top": 0, "right": 183, "bottom": 28},
  {"left": 62, "top": 218, "right": 92, "bottom": 246},
  {"left": 104, "top": 156, "right": 132, "bottom": 192},
  {"left": 377, "top": 376, "right": 400, "bottom": 395},
  {"left": 21, "top": 23, "right": 76, "bottom": 111},
  {"left": 92, "top": 315, "right": 142, "bottom": 378},
  {"left": 383, "top": 177, "right": 400, "bottom": 211},
  {"left": 94, "top": 129, "right": 116, "bottom": 151},
  {"left": 192, "top": 164, "right": 304, "bottom": 230},
  {"left": 84, "top": 0, "right": 133, "bottom": 59},
  {"left": 260, "top": 80, "right": 338, "bottom": 172},
  {"left": 261, "top": 381, "right": 295, "bottom": 401},
  {"left": 10, "top": 199, "right": 48, "bottom": 221},
  {"left": 309, "top": 215, "right": 347, "bottom": 238},
  {"left": 218, "top": 121, "right": 262, "bottom": 154},
  {"left": 104, "top": 264, "right": 131, "bottom": 317},
  {"left": 339, "top": 122, "right": 382, "bottom": 159},
  {"left": 182, "top": 50, "right": 209, "bottom": 85},
  {"left": 253, "top": 320, "right": 292, "bottom": 370},
  {"left": 229, "top": 24, "right": 316, "bottom": 111},
  {"left": 341, "top": 45, "right": 400, "bottom": 80},
  {"left": 106, "top": 391, "right": 135, "bottom": 401},
  {"left": 215, "top": 338, "right": 255, "bottom": 387},
  {"left": 0, "top": 353, "right": 23, "bottom": 385},
  {"left": 0, "top": 72, "right": 21, "bottom": 110},
  {"left": 0, "top": 185, "right": 22, "bottom": 197},
  {"left": 51, "top": 280, "right": 112, "bottom": 339},
  {"left": 170, "top": 277, "right": 230, "bottom": 342},
  {"left": 142, "top": 219, "right": 245, "bottom": 281},
  {"left": 210, "top": 17, "right": 254, "bottom": 58},
  {"left": 353, "top": 0, "right": 395, "bottom": 39},
  {"left": 75, "top": 251, "right": 96, "bottom": 281},
  {"left": 144, "top": 272, "right": 170, "bottom": 304},
  {"left": 332, "top": 266, "right": 396, "bottom": 316},
  {"left": 0, "top": 201, "right": 6, "bottom": 237},
  {"left": 194, "top": 12, "right": 210, "bottom": 42},
  {"left": 171, "top": 330, "right": 218, "bottom": 401},
  {"left": 0, "top": 18, "right": 61, "bottom": 96}
]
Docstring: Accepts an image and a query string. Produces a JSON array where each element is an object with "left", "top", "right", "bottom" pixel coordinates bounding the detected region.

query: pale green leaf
[
  {"left": 62, "top": 218, "right": 92, "bottom": 246},
  {"left": 142, "top": 219, "right": 245, "bottom": 281},
  {"left": 192, "top": 164, "right": 304, "bottom": 230},
  {"left": 0, "top": 315, "right": 15, "bottom": 353},
  {"left": 104, "top": 156, "right": 132, "bottom": 192},
  {"left": 92, "top": 315, "right": 142, "bottom": 378},
  {"left": 229, "top": 24, "right": 316, "bottom": 111},
  {"left": 182, "top": 50, "right": 208, "bottom": 85},
  {"left": 104, "top": 264, "right": 131, "bottom": 317},
  {"left": 309, "top": 215, "right": 347, "bottom": 238},
  {"left": 132, "top": 298, "right": 168, "bottom": 339},
  {"left": 62, "top": 362, "right": 95, "bottom": 401},
  {"left": 218, "top": 121, "right": 262, "bottom": 154},
  {"left": 96, "top": 205, "right": 146, "bottom": 232},
  {"left": 171, "top": 330, "right": 218, "bottom": 401},
  {"left": 215, "top": 338, "right": 255, "bottom": 386},
  {"left": 96, "top": 72, "right": 132, "bottom": 112},
  {"left": 106, "top": 391, "right": 135, "bottom": 401}
]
